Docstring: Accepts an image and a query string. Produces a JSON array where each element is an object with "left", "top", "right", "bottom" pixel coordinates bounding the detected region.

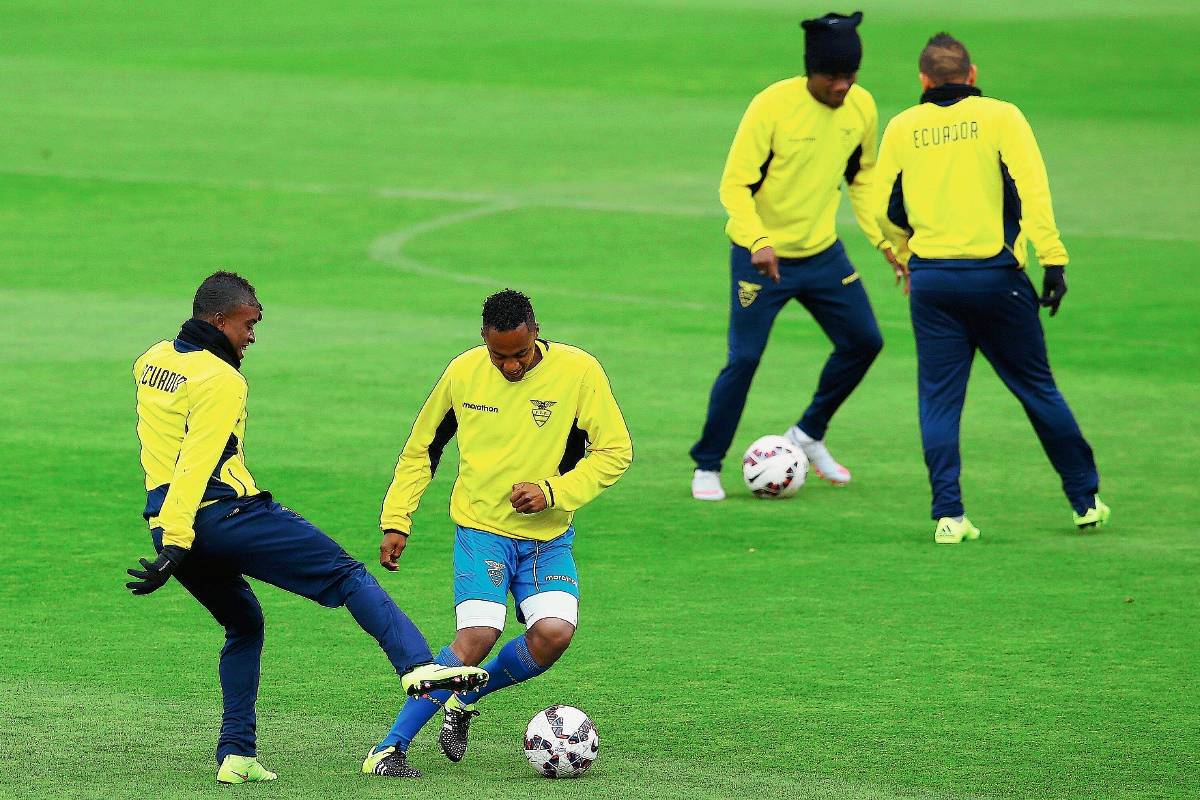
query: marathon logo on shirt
[
  {"left": 463, "top": 402, "right": 499, "bottom": 413},
  {"left": 913, "top": 121, "right": 979, "bottom": 149},
  {"left": 139, "top": 364, "right": 186, "bottom": 394}
]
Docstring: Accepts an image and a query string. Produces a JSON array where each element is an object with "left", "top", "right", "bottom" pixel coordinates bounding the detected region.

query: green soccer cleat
[
  {"left": 1073, "top": 497, "right": 1111, "bottom": 529},
  {"left": 362, "top": 745, "right": 422, "bottom": 778},
  {"left": 216, "top": 754, "right": 277, "bottom": 784},
  {"left": 934, "top": 516, "right": 981, "bottom": 544},
  {"left": 400, "top": 663, "right": 488, "bottom": 698}
]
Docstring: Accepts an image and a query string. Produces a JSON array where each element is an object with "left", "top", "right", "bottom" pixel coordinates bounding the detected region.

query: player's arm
[
  {"left": 379, "top": 366, "right": 456, "bottom": 570},
  {"left": 127, "top": 372, "right": 246, "bottom": 595},
  {"left": 844, "top": 96, "right": 889, "bottom": 251},
  {"left": 533, "top": 362, "right": 633, "bottom": 513},
  {"left": 998, "top": 106, "right": 1070, "bottom": 313},
  {"left": 719, "top": 94, "right": 776, "bottom": 258},
  {"left": 873, "top": 119, "right": 914, "bottom": 271},
  {"left": 999, "top": 106, "right": 1069, "bottom": 269},
  {"left": 846, "top": 99, "right": 906, "bottom": 290}
]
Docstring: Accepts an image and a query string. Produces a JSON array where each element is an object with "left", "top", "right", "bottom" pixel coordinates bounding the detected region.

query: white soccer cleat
[
  {"left": 784, "top": 425, "right": 851, "bottom": 485},
  {"left": 691, "top": 469, "right": 726, "bottom": 501}
]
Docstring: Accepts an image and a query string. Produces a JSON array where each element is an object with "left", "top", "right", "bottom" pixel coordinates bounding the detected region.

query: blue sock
[
  {"left": 378, "top": 646, "right": 460, "bottom": 751},
  {"left": 457, "top": 635, "right": 548, "bottom": 705}
]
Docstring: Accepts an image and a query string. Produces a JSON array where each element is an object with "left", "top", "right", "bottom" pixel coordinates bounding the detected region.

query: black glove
[
  {"left": 126, "top": 545, "right": 187, "bottom": 595},
  {"left": 1039, "top": 265, "right": 1067, "bottom": 316}
]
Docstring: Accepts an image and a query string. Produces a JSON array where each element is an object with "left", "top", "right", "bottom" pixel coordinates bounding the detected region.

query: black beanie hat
[{"left": 801, "top": 11, "right": 864, "bottom": 76}]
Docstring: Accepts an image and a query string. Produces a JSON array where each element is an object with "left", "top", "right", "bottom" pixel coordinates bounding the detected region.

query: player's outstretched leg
[{"left": 785, "top": 243, "right": 885, "bottom": 486}]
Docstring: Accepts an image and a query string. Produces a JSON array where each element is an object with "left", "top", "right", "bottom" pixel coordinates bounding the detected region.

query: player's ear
[
  {"left": 967, "top": 64, "right": 978, "bottom": 86},
  {"left": 919, "top": 72, "right": 934, "bottom": 91}
]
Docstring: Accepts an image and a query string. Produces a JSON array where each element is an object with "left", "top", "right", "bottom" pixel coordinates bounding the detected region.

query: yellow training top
[
  {"left": 720, "top": 78, "right": 888, "bottom": 259},
  {"left": 134, "top": 340, "right": 260, "bottom": 549},
  {"left": 873, "top": 89, "right": 1069, "bottom": 269},
  {"left": 381, "top": 341, "right": 633, "bottom": 542}
]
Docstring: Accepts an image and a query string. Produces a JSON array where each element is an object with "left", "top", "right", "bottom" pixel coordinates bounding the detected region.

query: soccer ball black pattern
[
  {"left": 742, "top": 435, "right": 807, "bottom": 498},
  {"left": 523, "top": 705, "right": 599, "bottom": 778}
]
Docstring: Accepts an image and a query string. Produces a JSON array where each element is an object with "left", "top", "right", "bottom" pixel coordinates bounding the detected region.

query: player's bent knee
[
  {"left": 451, "top": 625, "right": 503, "bottom": 665},
  {"left": 527, "top": 618, "right": 575, "bottom": 661}
]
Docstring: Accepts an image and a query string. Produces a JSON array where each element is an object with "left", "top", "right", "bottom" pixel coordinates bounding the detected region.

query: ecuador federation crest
[
  {"left": 530, "top": 399, "right": 556, "bottom": 427},
  {"left": 484, "top": 560, "right": 506, "bottom": 587},
  {"left": 738, "top": 280, "right": 762, "bottom": 308}
]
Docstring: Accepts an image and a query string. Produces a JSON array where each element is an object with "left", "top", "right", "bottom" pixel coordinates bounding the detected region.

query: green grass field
[{"left": 1, "top": 1, "right": 1198, "bottom": 797}]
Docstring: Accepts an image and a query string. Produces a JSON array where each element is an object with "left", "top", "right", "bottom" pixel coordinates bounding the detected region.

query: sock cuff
[
  {"left": 436, "top": 646, "right": 464, "bottom": 667},
  {"left": 514, "top": 636, "right": 544, "bottom": 674}
]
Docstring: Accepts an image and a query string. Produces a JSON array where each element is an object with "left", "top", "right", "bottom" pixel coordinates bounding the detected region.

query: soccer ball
[
  {"left": 742, "top": 435, "right": 807, "bottom": 498},
  {"left": 523, "top": 705, "right": 599, "bottom": 778}
]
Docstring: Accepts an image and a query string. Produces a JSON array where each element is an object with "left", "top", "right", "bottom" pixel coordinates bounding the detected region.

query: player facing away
[
  {"left": 126, "top": 272, "right": 486, "bottom": 784},
  {"left": 362, "top": 289, "right": 633, "bottom": 778},
  {"left": 873, "top": 34, "right": 1110, "bottom": 542},
  {"left": 691, "top": 11, "right": 905, "bottom": 501}
]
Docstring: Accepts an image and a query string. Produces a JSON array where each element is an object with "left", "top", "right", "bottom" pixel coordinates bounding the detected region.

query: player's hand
[
  {"left": 126, "top": 545, "right": 187, "bottom": 595},
  {"left": 1040, "top": 265, "right": 1067, "bottom": 316},
  {"left": 883, "top": 247, "right": 909, "bottom": 295},
  {"left": 511, "top": 482, "right": 548, "bottom": 514},
  {"left": 751, "top": 246, "right": 780, "bottom": 284},
  {"left": 379, "top": 530, "right": 409, "bottom": 572}
]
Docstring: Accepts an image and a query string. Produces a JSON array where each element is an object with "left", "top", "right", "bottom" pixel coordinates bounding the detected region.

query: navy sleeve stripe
[{"left": 428, "top": 409, "right": 458, "bottom": 478}]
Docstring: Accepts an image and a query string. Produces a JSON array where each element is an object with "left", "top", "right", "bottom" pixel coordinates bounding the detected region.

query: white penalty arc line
[
  {"left": 3, "top": 164, "right": 1195, "bottom": 242},
  {"left": 367, "top": 202, "right": 720, "bottom": 311}
]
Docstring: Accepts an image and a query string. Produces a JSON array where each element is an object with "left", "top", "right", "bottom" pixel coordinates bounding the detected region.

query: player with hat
[{"left": 690, "top": 11, "right": 904, "bottom": 501}]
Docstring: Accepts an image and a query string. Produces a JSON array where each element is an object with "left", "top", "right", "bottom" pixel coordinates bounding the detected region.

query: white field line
[
  {"left": 9, "top": 164, "right": 1197, "bottom": 243},
  {"left": 0, "top": 164, "right": 727, "bottom": 219},
  {"left": 368, "top": 201, "right": 718, "bottom": 310}
]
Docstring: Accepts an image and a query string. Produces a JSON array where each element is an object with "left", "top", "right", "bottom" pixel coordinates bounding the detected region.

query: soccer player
[
  {"left": 873, "top": 34, "right": 1110, "bottom": 542},
  {"left": 126, "top": 271, "right": 487, "bottom": 784},
  {"left": 691, "top": 11, "right": 904, "bottom": 501},
  {"left": 362, "top": 289, "right": 632, "bottom": 778}
]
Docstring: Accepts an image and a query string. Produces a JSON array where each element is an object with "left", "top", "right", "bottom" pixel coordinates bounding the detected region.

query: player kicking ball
[
  {"left": 126, "top": 272, "right": 486, "bottom": 785},
  {"left": 362, "top": 289, "right": 633, "bottom": 778}
]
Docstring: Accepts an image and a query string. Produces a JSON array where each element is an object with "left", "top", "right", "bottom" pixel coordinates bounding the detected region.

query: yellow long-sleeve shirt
[
  {"left": 873, "top": 90, "right": 1069, "bottom": 269},
  {"left": 134, "top": 339, "right": 260, "bottom": 549},
  {"left": 720, "top": 78, "right": 888, "bottom": 259},
  {"left": 381, "top": 340, "right": 633, "bottom": 542}
]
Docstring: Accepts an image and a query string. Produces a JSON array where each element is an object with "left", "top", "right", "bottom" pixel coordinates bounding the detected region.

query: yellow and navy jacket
[
  {"left": 873, "top": 84, "right": 1069, "bottom": 270},
  {"left": 720, "top": 78, "right": 889, "bottom": 259},
  {"left": 134, "top": 332, "right": 259, "bottom": 549},
  {"left": 381, "top": 340, "right": 633, "bottom": 543}
]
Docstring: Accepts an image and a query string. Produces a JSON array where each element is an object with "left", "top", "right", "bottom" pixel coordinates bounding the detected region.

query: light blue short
[{"left": 453, "top": 525, "right": 579, "bottom": 629}]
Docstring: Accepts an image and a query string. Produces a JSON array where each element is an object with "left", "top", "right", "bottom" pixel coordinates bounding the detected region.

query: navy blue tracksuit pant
[
  {"left": 691, "top": 241, "right": 883, "bottom": 471},
  {"left": 151, "top": 494, "right": 432, "bottom": 763},
  {"left": 909, "top": 267, "right": 1099, "bottom": 519}
]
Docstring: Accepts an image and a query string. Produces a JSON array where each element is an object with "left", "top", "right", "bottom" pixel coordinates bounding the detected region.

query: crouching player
[
  {"left": 363, "top": 289, "right": 633, "bottom": 777},
  {"left": 127, "top": 271, "right": 486, "bottom": 784}
]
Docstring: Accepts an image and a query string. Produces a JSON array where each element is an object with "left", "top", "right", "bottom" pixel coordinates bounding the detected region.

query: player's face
[
  {"left": 482, "top": 322, "right": 540, "bottom": 382},
  {"left": 215, "top": 304, "right": 261, "bottom": 361},
  {"left": 807, "top": 72, "right": 857, "bottom": 108}
]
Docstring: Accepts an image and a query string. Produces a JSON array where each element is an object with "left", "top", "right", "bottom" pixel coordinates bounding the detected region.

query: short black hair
[
  {"left": 481, "top": 289, "right": 536, "bottom": 333},
  {"left": 192, "top": 271, "right": 261, "bottom": 319},
  {"left": 919, "top": 33, "right": 972, "bottom": 86}
]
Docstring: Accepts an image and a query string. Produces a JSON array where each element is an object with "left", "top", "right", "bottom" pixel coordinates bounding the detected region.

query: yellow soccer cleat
[
  {"left": 363, "top": 745, "right": 422, "bottom": 778},
  {"left": 1073, "top": 497, "right": 1111, "bottom": 529},
  {"left": 934, "top": 516, "right": 981, "bottom": 544},
  {"left": 216, "top": 754, "right": 277, "bottom": 784},
  {"left": 400, "top": 663, "right": 488, "bottom": 698}
]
